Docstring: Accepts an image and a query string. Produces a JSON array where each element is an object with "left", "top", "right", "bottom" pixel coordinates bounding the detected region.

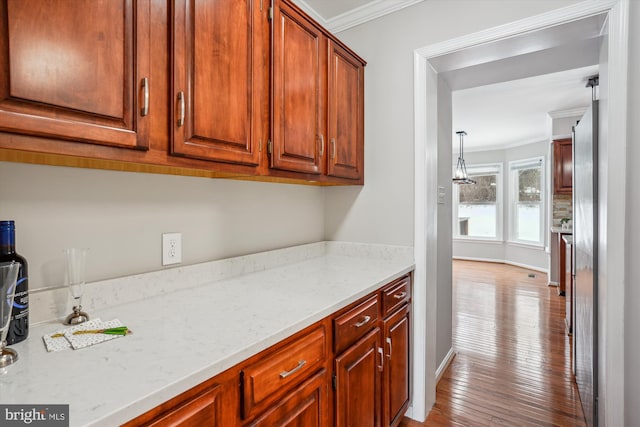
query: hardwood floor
[{"left": 401, "top": 260, "right": 585, "bottom": 426}]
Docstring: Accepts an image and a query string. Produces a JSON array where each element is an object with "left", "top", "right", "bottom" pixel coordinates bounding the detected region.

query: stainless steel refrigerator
[{"left": 573, "top": 99, "right": 598, "bottom": 427}]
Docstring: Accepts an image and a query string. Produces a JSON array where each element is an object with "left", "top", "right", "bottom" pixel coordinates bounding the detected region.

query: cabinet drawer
[
  {"left": 382, "top": 275, "right": 411, "bottom": 317},
  {"left": 241, "top": 326, "right": 326, "bottom": 419},
  {"left": 334, "top": 295, "right": 379, "bottom": 354}
]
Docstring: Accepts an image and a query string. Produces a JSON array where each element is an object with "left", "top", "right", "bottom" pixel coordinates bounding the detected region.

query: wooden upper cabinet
[
  {"left": 553, "top": 138, "right": 572, "bottom": 194},
  {"left": 171, "top": 0, "right": 266, "bottom": 166},
  {"left": 271, "top": 0, "right": 324, "bottom": 175},
  {"left": 0, "top": 0, "right": 150, "bottom": 150},
  {"left": 327, "top": 40, "right": 364, "bottom": 181}
]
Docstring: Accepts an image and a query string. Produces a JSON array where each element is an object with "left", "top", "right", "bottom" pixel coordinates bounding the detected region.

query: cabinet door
[
  {"left": 335, "top": 328, "right": 382, "bottom": 427},
  {"left": 553, "top": 138, "right": 572, "bottom": 194},
  {"left": 172, "top": 0, "right": 265, "bottom": 166},
  {"left": 250, "top": 369, "right": 329, "bottom": 427},
  {"left": 271, "top": 0, "right": 324, "bottom": 174},
  {"left": 327, "top": 40, "right": 364, "bottom": 181},
  {"left": 0, "top": 0, "right": 150, "bottom": 150},
  {"left": 142, "top": 384, "right": 231, "bottom": 427},
  {"left": 382, "top": 305, "right": 410, "bottom": 427}
]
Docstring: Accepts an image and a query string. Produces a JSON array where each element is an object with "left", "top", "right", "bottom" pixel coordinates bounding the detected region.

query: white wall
[
  {"left": 0, "top": 162, "right": 325, "bottom": 289},
  {"left": 552, "top": 115, "right": 581, "bottom": 137},
  {"left": 625, "top": 1, "right": 640, "bottom": 424},
  {"left": 452, "top": 141, "right": 549, "bottom": 271}
]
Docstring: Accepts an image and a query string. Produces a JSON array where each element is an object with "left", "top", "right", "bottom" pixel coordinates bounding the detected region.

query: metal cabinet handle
[
  {"left": 141, "top": 77, "right": 149, "bottom": 117},
  {"left": 177, "top": 91, "right": 185, "bottom": 127},
  {"left": 331, "top": 138, "right": 336, "bottom": 159},
  {"left": 393, "top": 292, "right": 407, "bottom": 300},
  {"left": 319, "top": 135, "right": 324, "bottom": 156},
  {"left": 354, "top": 315, "right": 371, "bottom": 328},
  {"left": 378, "top": 347, "right": 384, "bottom": 372},
  {"left": 386, "top": 337, "right": 392, "bottom": 359},
  {"left": 280, "top": 360, "right": 306, "bottom": 379}
]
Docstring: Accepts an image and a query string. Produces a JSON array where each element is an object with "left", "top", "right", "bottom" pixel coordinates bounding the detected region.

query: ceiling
[
  {"left": 453, "top": 65, "right": 597, "bottom": 152},
  {"left": 295, "top": 0, "right": 606, "bottom": 152}
]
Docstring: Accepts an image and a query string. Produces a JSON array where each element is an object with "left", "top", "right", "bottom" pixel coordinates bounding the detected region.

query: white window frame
[
  {"left": 452, "top": 162, "right": 503, "bottom": 242},
  {"left": 508, "top": 156, "right": 545, "bottom": 247}
]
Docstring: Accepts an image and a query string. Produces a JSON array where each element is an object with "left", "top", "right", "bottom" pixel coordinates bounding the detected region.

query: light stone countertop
[
  {"left": 0, "top": 242, "right": 414, "bottom": 426},
  {"left": 550, "top": 226, "right": 573, "bottom": 234}
]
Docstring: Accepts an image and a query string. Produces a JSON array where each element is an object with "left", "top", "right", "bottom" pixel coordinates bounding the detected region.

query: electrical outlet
[{"left": 162, "top": 233, "right": 182, "bottom": 266}]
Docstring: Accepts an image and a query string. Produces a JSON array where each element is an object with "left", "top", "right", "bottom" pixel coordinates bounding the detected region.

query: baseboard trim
[
  {"left": 452, "top": 256, "right": 548, "bottom": 274},
  {"left": 436, "top": 348, "right": 456, "bottom": 384}
]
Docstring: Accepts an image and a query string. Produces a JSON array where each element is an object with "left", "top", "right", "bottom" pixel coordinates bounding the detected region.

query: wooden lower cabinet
[
  {"left": 334, "top": 328, "right": 382, "bottom": 427},
  {"left": 122, "top": 378, "right": 237, "bottom": 427},
  {"left": 142, "top": 385, "right": 226, "bottom": 427},
  {"left": 382, "top": 305, "right": 411, "bottom": 427},
  {"left": 248, "top": 369, "right": 329, "bottom": 427},
  {"left": 124, "top": 275, "right": 412, "bottom": 427}
]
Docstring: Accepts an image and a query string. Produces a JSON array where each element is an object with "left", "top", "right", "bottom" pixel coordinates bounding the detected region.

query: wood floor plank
[{"left": 400, "top": 260, "right": 586, "bottom": 427}]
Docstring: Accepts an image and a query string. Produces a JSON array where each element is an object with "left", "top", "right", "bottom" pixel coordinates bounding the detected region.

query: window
[
  {"left": 509, "top": 157, "right": 544, "bottom": 245},
  {"left": 453, "top": 164, "right": 502, "bottom": 240}
]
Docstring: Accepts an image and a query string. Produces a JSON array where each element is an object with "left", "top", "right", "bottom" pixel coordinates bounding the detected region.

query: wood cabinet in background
[
  {"left": 0, "top": 0, "right": 151, "bottom": 150},
  {"left": 171, "top": 0, "right": 267, "bottom": 166},
  {"left": 554, "top": 138, "right": 573, "bottom": 194}
]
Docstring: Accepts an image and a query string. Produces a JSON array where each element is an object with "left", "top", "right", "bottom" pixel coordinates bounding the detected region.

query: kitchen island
[{"left": 0, "top": 242, "right": 414, "bottom": 426}]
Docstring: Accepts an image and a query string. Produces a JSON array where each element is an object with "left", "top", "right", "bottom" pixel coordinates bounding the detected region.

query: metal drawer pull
[
  {"left": 177, "top": 91, "right": 185, "bottom": 127},
  {"left": 331, "top": 138, "right": 336, "bottom": 159},
  {"left": 386, "top": 337, "right": 392, "bottom": 358},
  {"left": 319, "top": 134, "right": 324, "bottom": 156},
  {"left": 378, "top": 347, "right": 384, "bottom": 372},
  {"left": 354, "top": 315, "right": 371, "bottom": 328},
  {"left": 141, "top": 77, "right": 149, "bottom": 117},
  {"left": 393, "top": 292, "right": 407, "bottom": 300},
  {"left": 280, "top": 360, "right": 306, "bottom": 379}
]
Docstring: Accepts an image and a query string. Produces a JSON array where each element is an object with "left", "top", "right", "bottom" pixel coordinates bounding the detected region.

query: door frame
[{"left": 411, "top": 0, "right": 628, "bottom": 423}]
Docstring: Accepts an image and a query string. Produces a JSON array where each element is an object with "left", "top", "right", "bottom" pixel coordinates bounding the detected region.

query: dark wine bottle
[{"left": 0, "top": 221, "right": 28, "bottom": 345}]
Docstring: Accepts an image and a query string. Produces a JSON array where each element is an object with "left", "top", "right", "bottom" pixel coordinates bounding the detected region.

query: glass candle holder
[{"left": 64, "top": 248, "right": 90, "bottom": 325}]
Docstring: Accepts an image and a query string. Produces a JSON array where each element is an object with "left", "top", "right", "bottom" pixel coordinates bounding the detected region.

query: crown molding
[
  {"left": 290, "top": 0, "right": 328, "bottom": 27},
  {"left": 293, "top": 0, "right": 425, "bottom": 34},
  {"left": 547, "top": 107, "right": 588, "bottom": 119},
  {"left": 327, "top": 0, "right": 425, "bottom": 33},
  {"left": 462, "top": 137, "right": 548, "bottom": 153}
]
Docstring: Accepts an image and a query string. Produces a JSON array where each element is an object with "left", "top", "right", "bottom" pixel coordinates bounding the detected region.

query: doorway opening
[{"left": 411, "top": 1, "right": 628, "bottom": 425}]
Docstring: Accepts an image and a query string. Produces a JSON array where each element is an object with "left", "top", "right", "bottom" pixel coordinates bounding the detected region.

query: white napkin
[{"left": 42, "top": 319, "right": 126, "bottom": 352}]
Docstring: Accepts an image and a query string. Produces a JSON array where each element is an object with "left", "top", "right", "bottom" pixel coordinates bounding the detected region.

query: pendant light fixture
[{"left": 453, "top": 131, "right": 476, "bottom": 185}]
